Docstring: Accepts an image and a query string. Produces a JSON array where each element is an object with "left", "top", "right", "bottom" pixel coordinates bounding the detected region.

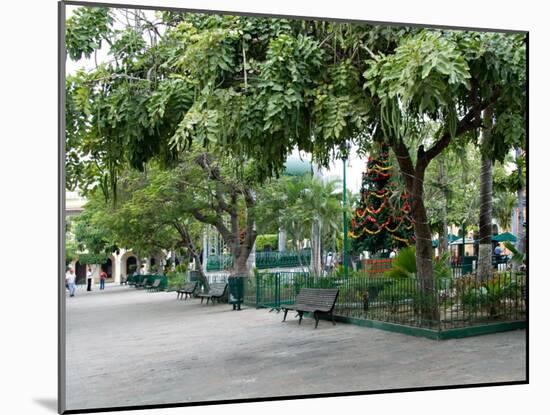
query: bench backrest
[
  {"left": 207, "top": 282, "right": 227, "bottom": 296},
  {"left": 295, "top": 288, "right": 339, "bottom": 311},
  {"left": 182, "top": 281, "right": 198, "bottom": 291},
  {"left": 151, "top": 279, "right": 161, "bottom": 287}
]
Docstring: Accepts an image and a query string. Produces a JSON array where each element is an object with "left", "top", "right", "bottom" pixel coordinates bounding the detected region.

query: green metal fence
[
  {"left": 206, "top": 255, "right": 234, "bottom": 271},
  {"left": 244, "top": 271, "right": 526, "bottom": 330},
  {"left": 255, "top": 250, "right": 312, "bottom": 269}
]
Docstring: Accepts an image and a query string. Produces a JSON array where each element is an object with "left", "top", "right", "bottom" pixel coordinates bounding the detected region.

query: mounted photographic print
[{"left": 59, "top": 1, "right": 528, "bottom": 413}]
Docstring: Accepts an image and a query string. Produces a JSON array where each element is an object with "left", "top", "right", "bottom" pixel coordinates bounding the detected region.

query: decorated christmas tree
[{"left": 349, "top": 144, "right": 414, "bottom": 256}]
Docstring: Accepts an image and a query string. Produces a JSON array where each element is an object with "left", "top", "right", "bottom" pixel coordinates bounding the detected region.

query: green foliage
[
  {"left": 384, "top": 246, "right": 417, "bottom": 279},
  {"left": 433, "top": 251, "right": 452, "bottom": 280},
  {"left": 166, "top": 272, "right": 187, "bottom": 290},
  {"left": 493, "top": 191, "right": 517, "bottom": 232},
  {"left": 66, "top": 7, "right": 113, "bottom": 60},
  {"left": 65, "top": 239, "right": 78, "bottom": 265},
  {"left": 66, "top": 10, "right": 526, "bottom": 187},
  {"left": 384, "top": 246, "right": 451, "bottom": 280},
  {"left": 504, "top": 241, "right": 526, "bottom": 266},
  {"left": 255, "top": 234, "right": 278, "bottom": 251},
  {"left": 65, "top": 10, "right": 526, "bottom": 287},
  {"left": 424, "top": 143, "right": 481, "bottom": 228},
  {"left": 458, "top": 274, "right": 524, "bottom": 315},
  {"left": 255, "top": 174, "right": 344, "bottom": 256},
  {"left": 365, "top": 30, "right": 471, "bottom": 120},
  {"left": 77, "top": 252, "right": 108, "bottom": 265},
  {"left": 175, "top": 263, "right": 189, "bottom": 273},
  {"left": 72, "top": 206, "right": 117, "bottom": 256}
]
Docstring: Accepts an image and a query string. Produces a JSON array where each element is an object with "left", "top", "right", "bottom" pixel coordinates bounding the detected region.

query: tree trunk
[
  {"left": 392, "top": 142, "right": 439, "bottom": 323},
  {"left": 278, "top": 226, "right": 286, "bottom": 252},
  {"left": 192, "top": 251, "right": 210, "bottom": 291},
  {"left": 310, "top": 165, "right": 323, "bottom": 277},
  {"left": 438, "top": 158, "right": 448, "bottom": 258},
  {"left": 233, "top": 247, "right": 250, "bottom": 276},
  {"left": 173, "top": 221, "right": 209, "bottom": 291},
  {"left": 478, "top": 108, "right": 494, "bottom": 281},
  {"left": 311, "top": 218, "right": 322, "bottom": 276},
  {"left": 438, "top": 221, "right": 447, "bottom": 259},
  {"left": 411, "top": 183, "right": 439, "bottom": 323},
  {"left": 229, "top": 216, "right": 257, "bottom": 277}
]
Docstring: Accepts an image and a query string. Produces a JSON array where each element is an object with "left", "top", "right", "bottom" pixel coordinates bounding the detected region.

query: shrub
[
  {"left": 384, "top": 246, "right": 451, "bottom": 281},
  {"left": 175, "top": 263, "right": 188, "bottom": 273},
  {"left": 255, "top": 234, "right": 278, "bottom": 251},
  {"left": 166, "top": 272, "right": 186, "bottom": 290},
  {"left": 458, "top": 273, "right": 524, "bottom": 316}
]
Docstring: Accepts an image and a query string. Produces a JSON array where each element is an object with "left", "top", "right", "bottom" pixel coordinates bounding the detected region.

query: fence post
[
  {"left": 256, "top": 272, "right": 261, "bottom": 308},
  {"left": 275, "top": 273, "right": 280, "bottom": 308}
]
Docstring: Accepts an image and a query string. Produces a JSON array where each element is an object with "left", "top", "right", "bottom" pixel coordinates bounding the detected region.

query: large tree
[
  {"left": 361, "top": 31, "right": 525, "bottom": 310},
  {"left": 66, "top": 8, "right": 526, "bottom": 303}
]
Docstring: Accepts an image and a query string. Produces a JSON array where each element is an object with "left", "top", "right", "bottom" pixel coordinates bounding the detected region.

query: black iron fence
[{"left": 241, "top": 271, "right": 526, "bottom": 330}]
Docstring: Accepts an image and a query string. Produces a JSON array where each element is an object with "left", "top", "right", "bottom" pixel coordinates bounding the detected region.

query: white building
[{"left": 65, "top": 190, "right": 165, "bottom": 284}]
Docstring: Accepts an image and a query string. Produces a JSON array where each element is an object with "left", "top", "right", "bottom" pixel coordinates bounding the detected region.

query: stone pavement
[{"left": 65, "top": 285, "right": 526, "bottom": 410}]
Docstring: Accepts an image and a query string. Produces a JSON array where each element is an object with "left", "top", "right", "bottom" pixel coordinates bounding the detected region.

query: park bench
[
  {"left": 146, "top": 278, "right": 161, "bottom": 292},
  {"left": 196, "top": 283, "right": 228, "bottom": 305},
  {"left": 176, "top": 281, "right": 198, "bottom": 300},
  {"left": 281, "top": 288, "right": 339, "bottom": 329},
  {"left": 135, "top": 276, "right": 149, "bottom": 289}
]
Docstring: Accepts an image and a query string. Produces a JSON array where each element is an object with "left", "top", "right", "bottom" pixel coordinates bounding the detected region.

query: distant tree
[{"left": 255, "top": 175, "right": 344, "bottom": 274}]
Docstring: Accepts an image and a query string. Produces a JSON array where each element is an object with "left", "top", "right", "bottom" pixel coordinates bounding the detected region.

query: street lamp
[{"left": 342, "top": 147, "right": 350, "bottom": 279}]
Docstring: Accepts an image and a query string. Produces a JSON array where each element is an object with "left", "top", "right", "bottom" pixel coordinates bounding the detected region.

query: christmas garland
[
  {"left": 391, "top": 235, "right": 410, "bottom": 244},
  {"left": 354, "top": 199, "right": 387, "bottom": 218},
  {"left": 349, "top": 208, "right": 414, "bottom": 238},
  {"left": 371, "top": 164, "right": 393, "bottom": 171}
]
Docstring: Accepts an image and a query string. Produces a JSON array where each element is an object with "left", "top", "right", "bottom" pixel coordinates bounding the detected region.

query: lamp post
[{"left": 343, "top": 155, "right": 349, "bottom": 279}]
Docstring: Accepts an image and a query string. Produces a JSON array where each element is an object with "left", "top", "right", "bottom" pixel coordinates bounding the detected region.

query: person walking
[
  {"left": 86, "top": 266, "right": 93, "bottom": 291},
  {"left": 66, "top": 268, "right": 76, "bottom": 297},
  {"left": 99, "top": 269, "right": 107, "bottom": 290}
]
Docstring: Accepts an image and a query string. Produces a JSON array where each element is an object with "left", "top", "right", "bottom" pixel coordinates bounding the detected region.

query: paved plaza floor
[{"left": 65, "top": 285, "right": 527, "bottom": 411}]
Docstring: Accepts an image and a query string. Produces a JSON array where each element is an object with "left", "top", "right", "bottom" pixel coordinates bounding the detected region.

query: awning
[{"left": 492, "top": 232, "right": 517, "bottom": 242}]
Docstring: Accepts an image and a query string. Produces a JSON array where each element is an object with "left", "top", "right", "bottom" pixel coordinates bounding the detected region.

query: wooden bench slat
[
  {"left": 281, "top": 288, "right": 339, "bottom": 328},
  {"left": 197, "top": 283, "right": 228, "bottom": 305}
]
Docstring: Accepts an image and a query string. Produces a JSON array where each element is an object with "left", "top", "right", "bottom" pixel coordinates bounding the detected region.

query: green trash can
[
  {"left": 461, "top": 256, "right": 476, "bottom": 275},
  {"left": 228, "top": 276, "right": 245, "bottom": 310}
]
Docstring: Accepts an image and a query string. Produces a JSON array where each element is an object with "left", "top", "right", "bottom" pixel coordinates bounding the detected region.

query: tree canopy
[{"left": 66, "top": 6, "right": 526, "bottom": 291}]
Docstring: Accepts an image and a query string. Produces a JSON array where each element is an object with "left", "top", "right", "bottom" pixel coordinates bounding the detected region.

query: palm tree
[
  {"left": 493, "top": 191, "right": 517, "bottom": 232},
  {"left": 255, "top": 175, "right": 344, "bottom": 275},
  {"left": 478, "top": 108, "right": 494, "bottom": 281}
]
